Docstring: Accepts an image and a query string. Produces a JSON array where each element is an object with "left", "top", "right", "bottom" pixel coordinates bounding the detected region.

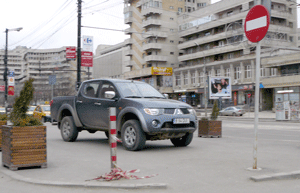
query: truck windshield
[{"left": 116, "top": 82, "right": 164, "bottom": 98}]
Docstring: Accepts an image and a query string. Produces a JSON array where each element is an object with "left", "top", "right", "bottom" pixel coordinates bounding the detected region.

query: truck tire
[
  {"left": 121, "top": 120, "right": 146, "bottom": 151},
  {"left": 60, "top": 116, "right": 78, "bottom": 142},
  {"left": 170, "top": 132, "right": 193, "bottom": 147}
]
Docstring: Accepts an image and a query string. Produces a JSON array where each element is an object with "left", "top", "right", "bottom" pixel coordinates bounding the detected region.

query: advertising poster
[{"left": 209, "top": 77, "right": 231, "bottom": 99}]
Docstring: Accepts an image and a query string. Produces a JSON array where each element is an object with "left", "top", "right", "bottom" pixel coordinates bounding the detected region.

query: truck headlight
[
  {"left": 188, "top": 108, "right": 197, "bottom": 116},
  {"left": 144, "top": 108, "right": 162, "bottom": 115}
]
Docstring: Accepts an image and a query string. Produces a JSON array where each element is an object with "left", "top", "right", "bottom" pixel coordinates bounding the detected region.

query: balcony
[
  {"left": 123, "top": 6, "right": 133, "bottom": 13},
  {"left": 142, "top": 19, "right": 161, "bottom": 28},
  {"left": 262, "top": 74, "right": 300, "bottom": 88},
  {"left": 141, "top": 7, "right": 162, "bottom": 16},
  {"left": 124, "top": 48, "right": 134, "bottom": 56},
  {"left": 124, "top": 38, "right": 134, "bottom": 45},
  {"left": 125, "top": 17, "right": 134, "bottom": 24},
  {"left": 143, "top": 31, "right": 168, "bottom": 38},
  {"left": 142, "top": 43, "right": 163, "bottom": 51},
  {"left": 124, "top": 60, "right": 137, "bottom": 67},
  {"left": 125, "top": 27, "right": 134, "bottom": 35},
  {"left": 144, "top": 55, "right": 168, "bottom": 62},
  {"left": 178, "top": 44, "right": 243, "bottom": 62}
]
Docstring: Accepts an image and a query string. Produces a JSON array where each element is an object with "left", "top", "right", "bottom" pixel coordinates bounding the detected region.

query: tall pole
[
  {"left": 253, "top": 41, "right": 261, "bottom": 169},
  {"left": 4, "top": 29, "right": 8, "bottom": 116},
  {"left": 77, "top": 0, "right": 82, "bottom": 90}
]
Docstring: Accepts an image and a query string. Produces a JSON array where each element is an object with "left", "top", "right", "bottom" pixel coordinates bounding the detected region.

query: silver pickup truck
[{"left": 51, "top": 79, "right": 198, "bottom": 151}]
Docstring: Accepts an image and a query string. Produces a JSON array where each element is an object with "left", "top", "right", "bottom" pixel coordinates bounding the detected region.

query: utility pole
[{"left": 77, "top": 0, "right": 82, "bottom": 90}]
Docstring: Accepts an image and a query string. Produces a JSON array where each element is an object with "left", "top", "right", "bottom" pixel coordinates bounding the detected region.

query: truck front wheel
[
  {"left": 170, "top": 132, "right": 193, "bottom": 147},
  {"left": 121, "top": 120, "right": 146, "bottom": 151},
  {"left": 60, "top": 116, "right": 78, "bottom": 142}
]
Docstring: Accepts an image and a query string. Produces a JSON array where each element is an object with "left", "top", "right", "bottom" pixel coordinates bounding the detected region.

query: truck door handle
[
  {"left": 76, "top": 100, "right": 82, "bottom": 103},
  {"left": 94, "top": 102, "right": 101, "bottom": 105}
]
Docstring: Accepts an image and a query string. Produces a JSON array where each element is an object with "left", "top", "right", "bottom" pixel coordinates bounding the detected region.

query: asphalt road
[{"left": 1, "top": 119, "right": 300, "bottom": 193}]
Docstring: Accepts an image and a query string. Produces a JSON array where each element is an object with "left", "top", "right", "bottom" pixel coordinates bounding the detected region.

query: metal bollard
[{"left": 109, "top": 107, "right": 117, "bottom": 170}]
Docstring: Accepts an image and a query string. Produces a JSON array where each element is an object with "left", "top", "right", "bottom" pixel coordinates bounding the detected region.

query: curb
[
  {"left": 0, "top": 169, "right": 167, "bottom": 189},
  {"left": 250, "top": 170, "right": 300, "bottom": 182}
]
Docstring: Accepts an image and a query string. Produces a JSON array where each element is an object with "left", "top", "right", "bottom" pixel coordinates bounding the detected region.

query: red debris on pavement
[{"left": 90, "top": 167, "right": 158, "bottom": 181}]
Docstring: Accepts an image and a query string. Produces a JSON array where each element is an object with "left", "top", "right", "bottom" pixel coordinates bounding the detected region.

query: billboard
[{"left": 209, "top": 77, "right": 231, "bottom": 99}]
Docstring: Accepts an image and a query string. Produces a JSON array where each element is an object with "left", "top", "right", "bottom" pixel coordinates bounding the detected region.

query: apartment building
[
  {"left": 0, "top": 46, "right": 90, "bottom": 105},
  {"left": 93, "top": 43, "right": 130, "bottom": 79},
  {"left": 173, "top": 0, "right": 298, "bottom": 110},
  {"left": 122, "top": 0, "right": 210, "bottom": 93}
]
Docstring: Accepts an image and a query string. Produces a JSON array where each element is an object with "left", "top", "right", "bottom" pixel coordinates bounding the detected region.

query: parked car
[
  {"left": 51, "top": 79, "right": 198, "bottom": 151},
  {"left": 0, "top": 107, "right": 5, "bottom": 114},
  {"left": 26, "top": 106, "right": 36, "bottom": 116},
  {"left": 33, "top": 105, "right": 51, "bottom": 122},
  {"left": 219, "top": 106, "right": 245, "bottom": 116}
]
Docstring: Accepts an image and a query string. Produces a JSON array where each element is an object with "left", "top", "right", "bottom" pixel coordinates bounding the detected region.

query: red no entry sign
[{"left": 244, "top": 5, "right": 270, "bottom": 43}]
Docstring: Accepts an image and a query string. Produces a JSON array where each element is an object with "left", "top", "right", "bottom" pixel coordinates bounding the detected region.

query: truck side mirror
[
  {"left": 105, "top": 91, "right": 116, "bottom": 99},
  {"left": 163, "top": 93, "right": 169, "bottom": 99}
]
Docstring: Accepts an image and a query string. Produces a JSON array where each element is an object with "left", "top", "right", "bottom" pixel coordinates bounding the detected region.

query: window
[
  {"left": 184, "top": 73, "right": 188, "bottom": 85},
  {"left": 170, "top": 6, "right": 174, "bottom": 9},
  {"left": 176, "top": 75, "right": 181, "bottom": 86},
  {"left": 200, "top": 72, "right": 204, "bottom": 83},
  {"left": 216, "top": 69, "right": 221, "bottom": 76},
  {"left": 170, "top": 17, "right": 174, "bottom": 20},
  {"left": 225, "top": 68, "right": 230, "bottom": 77},
  {"left": 271, "top": 68, "right": 277, "bottom": 76},
  {"left": 170, "top": 52, "right": 174, "bottom": 55},
  {"left": 170, "top": 40, "right": 174, "bottom": 43},
  {"left": 260, "top": 67, "right": 265, "bottom": 77},
  {"left": 178, "top": 7, "right": 183, "bottom": 13},
  {"left": 191, "top": 72, "right": 196, "bottom": 84},
  {"left": 245, "top": 65, "right": 251, "bottom": 78},
  {"left": 234, "top": 67, "right": 240, "bottom": 79},
  {"left": 170, "top": 29, "right": 174, "bottom": 32}
]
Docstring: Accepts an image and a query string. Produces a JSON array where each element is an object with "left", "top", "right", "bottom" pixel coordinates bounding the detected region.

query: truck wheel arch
[
  {"left": 117, "top": 107, "right": 148, "bottom": 133},
  {"left": 58, "top": 104, "right": 83, "bottom": 128}
]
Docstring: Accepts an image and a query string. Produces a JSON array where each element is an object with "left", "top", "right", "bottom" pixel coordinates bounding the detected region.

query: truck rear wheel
[
  {"left": 121, "top": 120, "right": 146, "bottom": 151},
  {"left": 171, "top": 132, "right": 193, "bottom": 147},
  {"left": 60, "top": 116, "right": 78, "bottom": 142}
]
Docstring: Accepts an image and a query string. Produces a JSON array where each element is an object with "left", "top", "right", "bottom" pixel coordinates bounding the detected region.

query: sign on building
[
  {"left": 151, "top": 67, "right": 173, "bottom": 76},
  {"left": 8, "top": 86, "right": 14, "bottom": 96},
  {"left": 66, "top": 47, "right": 76, "bottom": 59},
  {"left": 81, "top": 51, "right": 93, "bottom": 67},
  {"left": 49, "top": 75, "right": 56, "bottom": 85},
  {"left": 82, "top": 35, "right": 93, "bottom": 52}
]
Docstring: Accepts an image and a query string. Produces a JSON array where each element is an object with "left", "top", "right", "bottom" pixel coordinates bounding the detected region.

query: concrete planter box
[
  {"left": 2, "top": 125, "right": 47, "bottom": 171},
  {"left": 198, "top": 120, "right": 222, "bottom": 138}
]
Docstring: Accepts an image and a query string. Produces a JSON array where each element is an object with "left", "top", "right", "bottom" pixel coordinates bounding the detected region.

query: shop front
[
  {"left": 232, "top": 84, "right": 255, "bottom": 107},
  {"left": 274, "top": 87, "right": 300, "bottom": 121}
]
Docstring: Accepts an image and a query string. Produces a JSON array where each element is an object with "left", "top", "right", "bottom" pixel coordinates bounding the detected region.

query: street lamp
[{"left": 4, "top": 27, "right": 23, "bottom": 116}]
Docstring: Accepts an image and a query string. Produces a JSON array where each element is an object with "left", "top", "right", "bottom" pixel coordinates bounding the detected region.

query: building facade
[
  {"left": 173, "top": 0, "right": 298, "bottom": 110},
  {"left": 122, "top": 0, "right": 210, "bottom": 93},
  {"left": 93, "top": 43, "right": 130, "bottom": 79},
  {"left": 0, "top": 46, "right": 90, "bottom": 105}
]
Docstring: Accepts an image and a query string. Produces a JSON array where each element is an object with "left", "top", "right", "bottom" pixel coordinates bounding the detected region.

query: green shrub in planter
[{"left": 9, "top": 78, "right": 42, "bottom": 126}]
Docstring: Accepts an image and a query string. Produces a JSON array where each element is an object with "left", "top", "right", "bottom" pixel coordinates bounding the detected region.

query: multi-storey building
[
  {"left": 93, "top": 43, "right": 130, "bottom": 79},
  {"left": 173, "top": 0, "right": 298, "bottom": 110},
  {"left": 0, "top": 46, "right": 90, "bottom": 105},
  {"left": 122, "top": 0, "right": 210, "bottom": 93}
]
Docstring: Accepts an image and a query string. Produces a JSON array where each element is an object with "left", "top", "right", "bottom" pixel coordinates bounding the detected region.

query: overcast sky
[{"left": 0, "top": 0, "right": 299, "bottom": 53}]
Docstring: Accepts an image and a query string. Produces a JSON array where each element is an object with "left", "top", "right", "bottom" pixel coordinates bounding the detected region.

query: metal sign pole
[{"left": 253, "top": 41, "right": 261, "bottom": 170}]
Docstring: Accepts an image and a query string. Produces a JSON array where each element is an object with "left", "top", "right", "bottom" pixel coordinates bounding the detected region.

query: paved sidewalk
[{"left": 0, "top": 118, "right": 299, "bottom": 192}]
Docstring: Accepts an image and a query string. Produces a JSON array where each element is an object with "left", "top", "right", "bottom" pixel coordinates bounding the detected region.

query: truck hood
[{"left": 126, "top": 98, "right": 192, "bottom": 109}]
